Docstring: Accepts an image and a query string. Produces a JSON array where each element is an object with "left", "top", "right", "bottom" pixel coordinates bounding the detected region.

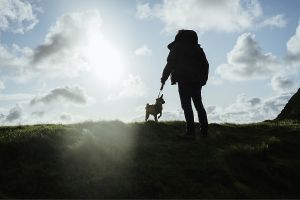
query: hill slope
[
  {"left": 276, "top": 88, "right": 300, "bottom": 120},
  {"left": 0, "top": 121, "right": 300, "bottom": 198}
]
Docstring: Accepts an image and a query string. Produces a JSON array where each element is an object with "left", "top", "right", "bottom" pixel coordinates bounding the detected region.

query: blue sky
[{"left": 0, "top": 0, "right": 300, "bottom": 124}]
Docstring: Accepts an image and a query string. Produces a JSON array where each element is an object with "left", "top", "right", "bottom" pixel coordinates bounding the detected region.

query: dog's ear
[{"left": 160, "top": 94, "right": 163, "bottom": 98}]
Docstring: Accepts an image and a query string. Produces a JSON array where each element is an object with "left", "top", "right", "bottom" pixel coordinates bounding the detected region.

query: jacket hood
[{"left": 168, "top": 30, "right": 199, "bottom": 50}]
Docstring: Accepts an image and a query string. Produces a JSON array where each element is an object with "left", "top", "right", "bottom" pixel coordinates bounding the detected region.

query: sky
[{"left": 0, "top": 0, "right": 300, "bottom": 125}]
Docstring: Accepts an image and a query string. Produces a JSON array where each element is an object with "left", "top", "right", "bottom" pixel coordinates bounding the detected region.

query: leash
[{"left": 157, "top": 83, "right": 165, "bottom": 98}]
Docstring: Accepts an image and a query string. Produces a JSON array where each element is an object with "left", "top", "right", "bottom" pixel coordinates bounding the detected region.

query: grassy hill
[
  {"left": 0, "top": 120, "right": 300, "bottom": 198},
  {"left": 276, "top": 88, "right": 300, "bottom": 120}
]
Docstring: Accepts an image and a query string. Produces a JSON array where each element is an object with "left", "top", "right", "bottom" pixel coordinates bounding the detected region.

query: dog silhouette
[{"left": 145, "top": 94, "right": 165, "bottom": 122}]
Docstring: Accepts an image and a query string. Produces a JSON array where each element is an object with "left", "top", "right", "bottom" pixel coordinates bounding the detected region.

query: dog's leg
[
  {"left": 145, "top": 112, "right": 149, "bottom": 121},
  {"left": 158, "top": 111, "right": 162, "bottom": 119},
  {"left": 154, "top": 115, "right": 158, "bottom": 122}
]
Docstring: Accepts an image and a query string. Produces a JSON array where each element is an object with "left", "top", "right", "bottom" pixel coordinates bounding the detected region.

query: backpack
[{"left": 169, "top": 44, "right": 209, "bottom": 86}]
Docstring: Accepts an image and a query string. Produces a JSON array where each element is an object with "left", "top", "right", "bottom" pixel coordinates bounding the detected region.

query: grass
[{"left": 0, "top": 120, "right": 300, "bottom": 198}]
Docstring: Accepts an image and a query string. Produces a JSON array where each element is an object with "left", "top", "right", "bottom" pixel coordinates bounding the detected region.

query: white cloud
[
  {"left": 214, "top": 22, "right": 300, "bottom": 94},
  {"left": 30, "top": 85, "right": 90, "bottom": 106},
  {"left": 216, "top": 33, "right": 279, "bottom": 81},
  {"left": 262, "top": 93, "right": 293, "bottom": 118},
  {"left": 136, "top": 0, "right": 285, "bottom": 33},
  {"left": 207, "top": 92, "right": 293, "bottom": 123},
  {"left": 271, "top": 75, "right": 295, "bottom": 92},
  {"left": 0, "top": 44, "right": 18, "bottom": 67},
  {"left": 220, "top": 94, "right": 263, "bottom": 122},
  {"left": 0, "top": 0, "right": 39, "bottom": 33},
  {"left": 259, "top": 14, "right": 286, "bottom": 28},
  {"left": 28, "top": 9, "right": 124, "bottom": 82},
  {"left": 0, "top": 43, "right": 32, "bottom": 69},
  {"left": 208, "top": 75, "right": 223, "bottom": 85},
  {"left": 134, "top": 45, "right": 152, "bottom": 56},
  {"left": 286, "top": 20, "right": 300, "bottom": 65},
  {"left": 26, "top": 109, "right": 84, "bottom": 124},
  {"left": 4, "top": 104, "right": 22, "bottom": 122},
  {"left": 28, "top": 10, "right": 103, "bottom": 77},
  {"left": 105, "top": 75, "right": 147, "bottom": 101},
  {"left": 26, "top": 105, "right": 86, "bottom": 124},
  {"left": 0, "top": 80, "right": 4, "bottom": 90},
  {"left": 0, "top": 9, "right": 124, "bottom": 82},
  {"left": 159, "top": 110, "right": 185, "bottom": 121}
]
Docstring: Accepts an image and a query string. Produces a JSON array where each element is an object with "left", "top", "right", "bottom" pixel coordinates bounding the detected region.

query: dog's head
[{"left": 156, "top": 94, "right": 165, "bottom": 105}]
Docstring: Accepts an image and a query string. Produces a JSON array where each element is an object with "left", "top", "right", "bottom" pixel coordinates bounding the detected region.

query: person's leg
[
  {"left": 191, "top": 84, "right": 208, "bottom": 136},
  {"left": 178, "top": 83, "right": 195, "bottom": 135}
]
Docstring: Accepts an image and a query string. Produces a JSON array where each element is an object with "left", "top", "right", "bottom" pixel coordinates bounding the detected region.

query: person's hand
[
  {"left": 160, "top": 83, "right": 165, "bottom": 90},
  {"left": 160, "top": 81, "right": 165, "bottom": 90},
  {"left": 160, "top": 77, "right": 166, "bottom": 85}
]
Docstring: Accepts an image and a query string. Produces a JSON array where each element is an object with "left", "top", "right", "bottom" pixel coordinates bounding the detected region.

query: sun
[{"left": 84, "top": 26, "right": 124, "bottom": 85}]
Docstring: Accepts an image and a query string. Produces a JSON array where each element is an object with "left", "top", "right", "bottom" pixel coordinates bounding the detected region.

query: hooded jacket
[{"left": 161, "top": 31, "right": 209, "bottom": 86}]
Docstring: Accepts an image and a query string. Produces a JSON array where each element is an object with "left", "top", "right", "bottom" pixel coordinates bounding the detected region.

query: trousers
[{"left": 178, "top": 82, "right": 208, "bottom": 135}]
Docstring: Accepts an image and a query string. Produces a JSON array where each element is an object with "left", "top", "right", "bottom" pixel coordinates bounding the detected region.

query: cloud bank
[
  {"left": 215, "top": 93, "right": 291, "bottom": 123},
  {"left": 0, "top": 0, "right": 39, "bottom": 33},
  {"left": 286, "top": 20, "right": 300, "bottom": 65},
  {"left": 0, "top": 43, "right": 32, "bottom": 69},
  {"left": 0, "top": 9, "right": 124, "bottom": 82},
  {"left": 271, "top": 76, "right": 295, "bottom": 92},
  {"left": 215, "top": 20, "right": 300, "bottom": 94},
  {"left": 136, "top": 0, "right": 285, "bottom": 33},
  {"left": 216, "top": 33, "right": 279, "bottom": 81},
  {"left": 0, "top": 104, "right": 23, "bottom": 122},
  {"left": 29, "top": 10, "right": 103, "bottom": 77},
  {"left": 30, "top": 86, "right": 89, "bottom": 106},
  {"left": 259, "top": 14, "right": 286, "bottom": 28}
]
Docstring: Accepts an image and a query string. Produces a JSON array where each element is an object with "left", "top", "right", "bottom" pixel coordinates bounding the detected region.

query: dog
[{"left": 145, "top": 94, "right": 165, "bottom": 122}]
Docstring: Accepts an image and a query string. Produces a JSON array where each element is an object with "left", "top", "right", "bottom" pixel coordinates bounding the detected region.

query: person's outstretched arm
[
  {"left": 161, "top": 62, "right": 174, "bottom": 84},
  {"left": 161, "top": 47, "right": 177, "bottom": 84}
]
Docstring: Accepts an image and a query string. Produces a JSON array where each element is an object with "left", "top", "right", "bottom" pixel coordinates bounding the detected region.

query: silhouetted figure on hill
[{"left": 161, "top": 30, "right": 209, "bottom": 139}]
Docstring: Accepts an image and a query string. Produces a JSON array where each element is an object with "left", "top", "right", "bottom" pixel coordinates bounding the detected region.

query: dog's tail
[{"left": 145, "top": 103, "right": 150, "bottom": 109}]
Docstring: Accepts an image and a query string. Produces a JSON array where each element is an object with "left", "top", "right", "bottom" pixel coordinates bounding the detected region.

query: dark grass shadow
[{"left": 0, "top": 120, "right": 300, "bottom": 198}]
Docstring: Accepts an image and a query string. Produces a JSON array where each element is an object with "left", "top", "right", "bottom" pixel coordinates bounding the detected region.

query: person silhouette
[{"left": 161, "top": 30, "right": 209, "bottom": 139}]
